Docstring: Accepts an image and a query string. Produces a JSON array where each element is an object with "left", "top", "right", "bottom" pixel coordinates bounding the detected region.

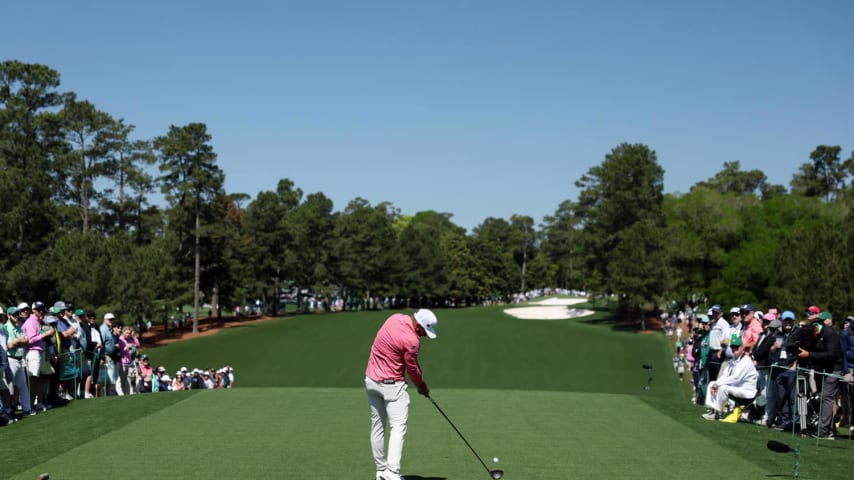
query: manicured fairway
[
  {"left": 2, "top": 301, "right": 851, "bottom": 479},
  {"left": 142, "top": 305, "right": 683, "bottom": 398},
  {"left": 3, "top": 388, "right": 770, "bottom": 480}
]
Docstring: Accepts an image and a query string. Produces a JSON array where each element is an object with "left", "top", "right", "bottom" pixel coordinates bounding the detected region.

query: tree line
[{"left": 2, "top": 60, "right": 853, "bottom": 330}]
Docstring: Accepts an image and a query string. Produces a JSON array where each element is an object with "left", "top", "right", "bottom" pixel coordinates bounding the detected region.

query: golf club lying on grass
[{"left": 428, "top": 396, "right": 504, "bottom": 480}]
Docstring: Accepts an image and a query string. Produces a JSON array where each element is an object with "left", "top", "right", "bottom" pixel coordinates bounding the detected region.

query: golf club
[{"left": 428, "top": 396, "right": 504, "bottom": 480}]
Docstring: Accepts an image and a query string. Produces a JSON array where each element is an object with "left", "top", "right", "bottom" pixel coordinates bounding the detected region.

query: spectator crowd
[
  {"left": 1, "top": 300, "right": 235, "bottom": 426},
  {"left": 667, "top": 302, "right": 851, "bottom": 440}
]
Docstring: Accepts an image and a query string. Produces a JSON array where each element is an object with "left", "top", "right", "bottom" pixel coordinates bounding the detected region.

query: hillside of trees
[{"left": 2, "top": 60, "right": 853, "bottom": 328}]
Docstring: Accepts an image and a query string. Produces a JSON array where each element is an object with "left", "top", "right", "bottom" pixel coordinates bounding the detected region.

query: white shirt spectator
[
  {"left": 705, "top": 350, "right": 758, "bottom": 413},
  {"left": 709, "top": 317, "right": 729, "bottom": 350}
]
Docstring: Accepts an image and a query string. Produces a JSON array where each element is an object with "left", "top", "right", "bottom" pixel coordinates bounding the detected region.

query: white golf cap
[
  {"left": 104, "top": 312, "right": 115, "bottom": 321},
  {"left": 414, "top": 309, "right": 438, "bottom": 339}
]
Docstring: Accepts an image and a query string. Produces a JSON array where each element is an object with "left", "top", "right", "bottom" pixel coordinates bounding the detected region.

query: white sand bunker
[{"left": 503, "top": 298, "right": 594, "bottom": 320}]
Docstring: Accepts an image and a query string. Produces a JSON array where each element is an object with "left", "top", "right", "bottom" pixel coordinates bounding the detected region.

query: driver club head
[{"left": 490, "top": 470, "right": 504, "bottom": 479}]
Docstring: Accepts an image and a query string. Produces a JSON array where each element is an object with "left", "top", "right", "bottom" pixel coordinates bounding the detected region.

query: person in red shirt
[
  {"left": 365, "top": 309, "right": 437, "bottom": 480},
  {"left": 135, "top": 354, "right": 153, "bottom": 393}
]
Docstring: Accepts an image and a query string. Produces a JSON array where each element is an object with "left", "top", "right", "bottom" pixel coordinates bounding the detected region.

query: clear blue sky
[{"left": 5, "top": 1, "right": 853, "bottom": 231}]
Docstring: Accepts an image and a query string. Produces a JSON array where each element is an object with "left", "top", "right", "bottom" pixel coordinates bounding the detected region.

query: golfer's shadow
[{"left": 404, "top": 476, "right": 447, "bottom": 480}]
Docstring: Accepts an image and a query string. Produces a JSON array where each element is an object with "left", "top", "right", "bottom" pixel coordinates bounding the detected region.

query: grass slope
[
  {"left": 4, "top": 389, "right": 769, "bottom": 480},
  {"left": 143, "top": 306, "right": 682, "bottom": 398},
  {"left": 2, "top": 301, "right": 851, "bottom": 479}
]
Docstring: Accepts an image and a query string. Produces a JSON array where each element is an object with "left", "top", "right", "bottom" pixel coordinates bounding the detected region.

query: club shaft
[{"left": 429, "top": 397, "right": 492, "bottom": 474}]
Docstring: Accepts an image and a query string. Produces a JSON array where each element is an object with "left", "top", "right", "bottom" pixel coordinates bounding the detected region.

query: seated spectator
[
  {"left": 155, "top": 366, "right": 168, "bottom": 391},
  {"left": 172, "top": 372, "right": 186, "bottom": 391},
  {"left": 189, "top": 370, "right": 203, "bottom": 389},
  {"left": 179, "top": 367, "right": 190, "bottom": 389},
  {"left": 160, "top": 374, "right": 172, "bottom": 391},
  {"left": 136, "top": 355, "right": 153, "bottom": 393},
  {"left": 703, "top": 336, "right": 758, "bottom": 421},
  {"left": 202, "top": 371, "right": 214, "bottom": 389}
]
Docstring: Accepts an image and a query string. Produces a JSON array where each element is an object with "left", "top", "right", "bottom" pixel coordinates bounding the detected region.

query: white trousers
[
  {"left": 7, "top": 357, "right": 31, "bottom": 412},
  {"left": 366, "top": 377, "right": 410, "bottom": 475},
  {"left": 705, "top": 382, "right": 756, "bottom": 412}
]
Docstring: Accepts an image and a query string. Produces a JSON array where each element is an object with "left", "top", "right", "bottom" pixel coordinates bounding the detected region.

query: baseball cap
[
  {"left": 729, "top": 307, "right": 741, "bottom": 314},
  {"left": 806, "top": 305, "right": 821, "bottom": 315},
  {"left": 157, "top": 366, "right": 166, "bottom": 373},
  {"left": 818, "top": 312, "right": 833, "bottom": 321},
  {"left": 49, "top": 306, "right": 62, "bottom": 314},
  {"left": 710, "top": 304, "right": 722, "bottom": 314},
  {"left": 74, "top": 309, "right": 85, "bottom": 316},
  {"left": 740, "top": 304, "right": 756, "bottom": 313},
  {"left": 104, "top": 312, "right": 115, "bottom": 321},
  {"left": 17, "top": 302, "right": 29, "bottom": 311},
  {"left": 31, "top": 301, "right": 45, "bottom": 312},
  {"left": 53, "top": 301, "right": 68, "bottom": 311},
  {"left": 45, "top": 315, "right": 58, "bottom": 324},
  {"left": 769, "top": 319, "right": 782, "bottom": 329},
  {"left": 414, "top": 309, "right": 438, "bottom": 339},
  {"left": 140, "top": 354, "right": 149, "bottom": 361},
  {"left": 730, "top": 335, "right": 743, "bottom": 347},
  {"left": 6, "top": 306, "right": 18, "bottom": 315},
  {"left": 763, "top": 312, "right": 777, "bottom": 322},
  {"left": 781, "top": 311, "right": 796, "bottom": 321},
  {"left": 699, "top": 315, "right": 710, "bottom": 324}
]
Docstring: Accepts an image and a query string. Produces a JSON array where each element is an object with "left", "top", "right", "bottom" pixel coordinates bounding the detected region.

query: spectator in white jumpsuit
[{"left": 703, "top": 336, "right": 758, "bottom": 420}]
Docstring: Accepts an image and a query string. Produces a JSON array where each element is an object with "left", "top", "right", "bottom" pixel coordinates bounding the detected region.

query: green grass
[
  {"left": 1, "top": 300, "right": 851, "bottom": 479},
  {"left": 143, "top": 305, "right": 682, "bottom": 398}
]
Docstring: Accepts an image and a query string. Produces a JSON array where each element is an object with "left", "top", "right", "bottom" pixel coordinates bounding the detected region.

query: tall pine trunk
[
  {"left": 81, "top": 134, "right": 89, "bottom": 234},
  {"left": 193, "top": 208, "right": 201, "bottom": 334}
]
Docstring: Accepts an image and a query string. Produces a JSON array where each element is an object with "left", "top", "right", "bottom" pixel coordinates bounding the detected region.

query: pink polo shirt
[
  {"left": 365, "top": 313, "right": 425, "bottom": 388},
  {"left": 742, "top": 317, "right": 763, "bottom": 348},
  {"left": 23, "top": 314, "right": 50, "bottom": 352}
]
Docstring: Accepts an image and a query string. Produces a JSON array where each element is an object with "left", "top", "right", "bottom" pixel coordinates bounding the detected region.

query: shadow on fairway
[
  {"left": 403, "top": 476, "right": 447, "bottom": 480},
  {"left": 579, "top": 310, "right": 640, "bottom": 332}
]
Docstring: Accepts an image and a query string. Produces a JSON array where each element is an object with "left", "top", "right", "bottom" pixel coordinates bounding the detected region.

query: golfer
[{"left": 365, "top": 309, "right": 438, "bottom": 480}]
